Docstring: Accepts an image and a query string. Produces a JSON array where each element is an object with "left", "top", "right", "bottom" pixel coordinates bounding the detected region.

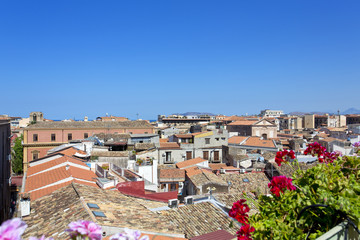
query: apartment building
[{"left": 22, "top": 120, "right": 155, "bottom": 172}]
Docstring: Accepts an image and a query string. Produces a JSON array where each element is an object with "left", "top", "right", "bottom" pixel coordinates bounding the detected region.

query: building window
[
  {"left": 215, "top": 138, "right": 219, "bottom": 141},
  {"left": 203, "top": 151, "right": 209, "bottom": 160},
  {"left": 205, "top": 138, "right": 210, "bottom": 144},
  {"left": 165, "top": 152, "right": 172, "bottom": 162},
  {"left": 32, "top": 151, "right": 39, "bottom": 160},
  {"left": 51, "top": 134, "right": 56, "bottom": 141},
  {"left": 186, "top": 151, "right": 192, "bottom": 160},
  {"left": 145, "top": 132, "right": 148, "bottom": 134},
  {"left": 214, "top": 151, "right": 219, "bottom": 161},
  {"left": 33, "top": 134, "right": 38, "bottom": 142},
  {"left": 84, "top": 133, "right": 88, "bottom": 139},
  {"left": 68, "top": 133, "right": 72, "bottom": 141}
]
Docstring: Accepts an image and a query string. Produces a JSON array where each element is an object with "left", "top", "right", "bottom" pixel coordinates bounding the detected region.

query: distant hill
[
  {"left": 171, "top": 112, "right": 217, "bottom": 116},
  {"left": 341, "top": 108, "right": 360, "bottom": 115}
]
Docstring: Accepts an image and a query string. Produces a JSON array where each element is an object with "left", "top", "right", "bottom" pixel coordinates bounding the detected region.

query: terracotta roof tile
[
  {"left": 160, "top": 142, "right": 181, "bottom": 149},
  {"left": 160, "top": 138, "right": 169, "bottom": 143},
  {"left": 25, "top": 165, "right": 97, "bottom": 193},
  {"left": 220, "top": 172, "right": 270, "bottom": 195},
  {"left": 190, "top": 229, "right": 235, "bottom": 240},
  {"left": 209, "top": 163, "right": 227, "bottom": 171},
  {"left": 228, "top": 136, "right": 248, "bottom": 144},
  {"left": 159, "top": 169, "right": 185, "bottom": 181},
  {"left": 161, "top": 202, "right": 238, "bottom": 238},
  {"left": 23, "top": 183, "right": 183, "bottom": 239},
  {"left": 176, "top": 158, "right": 207, "bottom": 169},
  {"left": 27, "top": 155, "right": 88, "bottom": 177},
  {"left": 228, "top": 120, "right": 258, "bottom": 126},
  {"left": 242, "top": 137, "right": 276, "bottom": 148}
]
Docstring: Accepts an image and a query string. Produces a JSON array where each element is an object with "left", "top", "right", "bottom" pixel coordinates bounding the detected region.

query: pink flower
[
  {"left": 29, "top": 236, "right": 54, "bottom": 240},
  {"left": 275, "top": 150, "right": 295, "bottom": 166},
  {"left": 66, "top": 220, "right": 102, "bottom": 240},
  {"left": 0, "top": 218, "right": 27, "bottom": 240},
  {"left": 110, "top": 228, "right": 149, "bottom": 240},
  {"left": 268, "top": 176, "right": 296, "bottom": 197},
  {"left": 229, "top": 199, "right": 250, "bottom": 224},
  {"left": 353, "top": 142, "right": 360, "bottom": 148},
  {"left": 237, "top": 224, "right": 255, "bottom": 240}
]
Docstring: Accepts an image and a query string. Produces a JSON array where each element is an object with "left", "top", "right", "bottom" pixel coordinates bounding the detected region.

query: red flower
[
  {"left": 320, "top": 151, "right": 341, "bottom": 163},
  {"left": 237, "top": 224, "right": 255, "bottom": 240},
  {"left": 268, "top": 176, "right": 296, "bottom": 197},
  {"left": 275, "top": 150, "right": 296, "bottom": 166},
  {"left": 304, "top": 142, "right": 326, "bottom": 159},
  {"left": 229, "top": 199, "right": 250, "bottom": 224}
]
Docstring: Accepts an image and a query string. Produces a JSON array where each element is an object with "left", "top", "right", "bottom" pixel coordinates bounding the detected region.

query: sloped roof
[
  {"left": 25, "top": 165, "right": 98, "bottom": 194},
  {"left": 189, "top": 169, "right": 228, "bottom": 187},
  {"left": 228, "top": 136, "right": 248, "bottom": 144},
  {"left": 228, "top": 120, "right": 258, "bottom": 126},
  {"left": 160, "top": 202, "right": 238, "bottom": 238},
  {"left": 209, "top": 163, "right": 227, "bottom": 171},
  {"left": 159, "top": 169, "right": 185, "bottom": 181},
  {"left": 220, "top": 172, "right": 270, "bottom": 195},
  {"left": 27, "top": 155, "right": 88, "bottom": 177},
  {"left": 176, "top": 157, "right": 207, "bottom": 169},
  {"left": 159, "top": 142, "right": 181, "bottom": 149},
  {"left": 23, "top": 183, "right": 183, "bottom": 239},
  {"left": 241, "top": 137, "right": 276, "bottom": 148},
  {"left": 190, "top": 229, "right": 235, "bottom": 240}
]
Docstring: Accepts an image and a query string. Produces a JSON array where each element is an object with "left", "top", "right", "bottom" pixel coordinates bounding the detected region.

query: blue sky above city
[{"left": 1, "top": 0, "right": 359, "bottom": 120}]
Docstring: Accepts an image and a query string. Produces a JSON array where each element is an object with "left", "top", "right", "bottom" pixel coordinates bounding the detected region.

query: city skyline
[{"left": 1, "top": 0, "right": 359, "bottom": 119}]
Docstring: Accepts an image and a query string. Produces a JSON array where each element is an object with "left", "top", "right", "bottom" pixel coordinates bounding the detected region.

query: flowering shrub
[
  {"left": 66, "top": 220, "right": 102, "bottom": 240},
  {"left": 0, "top": 218, "right": 27, "bottom": 240},
  {"left": 0, "top": 219, "right": 149, "bottom": 240},
  {"left": 274, "top": 149, "right": 295, "bottom": 166},
  {"left": 267, "top": 175, "right": 296, "bottom": 197},
  {"left": 231, "top": 143, "right": 360, "bottom": 239}
]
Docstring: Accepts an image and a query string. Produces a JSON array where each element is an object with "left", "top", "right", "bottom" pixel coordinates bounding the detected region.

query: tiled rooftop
[
  {"left": 25, "top": 165, "right": 98, "bottom": 194},
  {"left": 27, "top": 155, "right": 88, "bottom": 177},
  {"left": 209, "top": 163, "right": 227, "bottom": 171},
  {"left": 271, "top": 161, "right": 318, "bottom": 178},
  {"left": 159, "top": 169, "right": 185, "bottom": 181},
  {"left": 220, "top": 172, "right": 270, "bottom": 195},
  {"left": 159, "top": 142, "right": 181, "bottom": 149},
  {"left": 176, "top": 157, "right": 207, "bottom": 169},
  {"left": 228, "top": 136, "right": 248, "bottom": 144},
  {"left": 23, "top": 183, "right": 182, "bottom": 239},
  {"left": 242, "top": 137, "right": 276, "bottom": 148},
  {"left": 189, "top": 169, "right": 228, "bottom": 187},
  {"left": 227, "top": 120, "right": 258, "bottom": 126},
  {"left": 22, "top": 184, "right": 94, "bottom": 239},
  {"left": 161, "top": 202, "right": 238, "bottom": 238}
]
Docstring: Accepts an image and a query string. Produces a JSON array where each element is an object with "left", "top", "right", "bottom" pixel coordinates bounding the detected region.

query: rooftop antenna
[{"left": 136, "top": 113, "right": 139, "bottom": 120}]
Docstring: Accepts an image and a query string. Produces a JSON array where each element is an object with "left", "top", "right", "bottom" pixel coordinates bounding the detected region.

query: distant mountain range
[
  {"left": 171, "top": 112, "right": 217, "bottom": 116},
  {"left": 341, "top": 108, "right": 360, "bottom": 115},
  {"left": 289, "top": 108, "right": 360, "bottom": 116}
]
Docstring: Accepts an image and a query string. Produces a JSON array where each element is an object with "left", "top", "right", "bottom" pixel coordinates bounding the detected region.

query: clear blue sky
[{"left": 1, "top": 0, "right": 359, "bottom": 120}]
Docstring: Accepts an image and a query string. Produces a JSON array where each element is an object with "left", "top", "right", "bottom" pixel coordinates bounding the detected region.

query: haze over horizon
[{"left": 1, "top": 0, "right": 359, "bottom": 120}]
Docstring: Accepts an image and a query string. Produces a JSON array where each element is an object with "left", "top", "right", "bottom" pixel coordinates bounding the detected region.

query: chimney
[
  {"left": 20, "top": 193, "right": 31, "bottom": 217},
  {"left": 66, "top": 164, "right": 70, "bottom": 170}
]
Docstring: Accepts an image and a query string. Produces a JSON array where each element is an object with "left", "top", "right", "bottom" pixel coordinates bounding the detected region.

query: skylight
[
  {"left": 87, "top": 203, "right": 100, "bottom": 209},
  {"left": 92, "top": 211, "right": 106, "bottom": 217},
  {"left": 243, "top": 178, "right": 250, "bottom": 182}
]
